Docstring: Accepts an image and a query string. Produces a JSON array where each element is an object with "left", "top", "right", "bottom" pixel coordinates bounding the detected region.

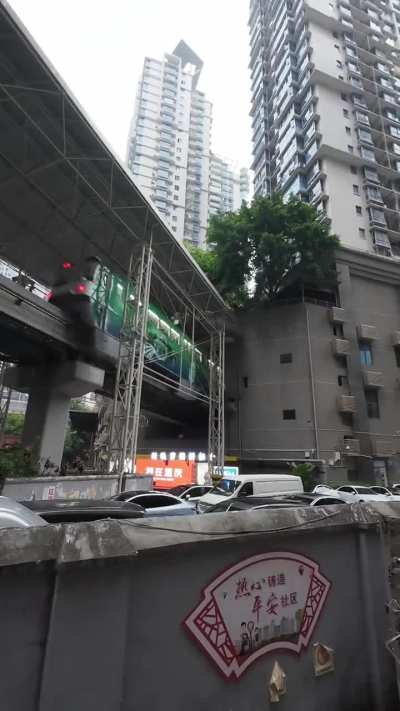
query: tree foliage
[
  {"left": 0, "top": 447, "right": 38, "bottom": 481},
  {"left": 4, "top": 413, "right": 25, "bottom": 436},
  {"left": 188, "top": 194, "right": 339, "bottom": 306},
  {"left": 289, "top": 462, "right": 316, "bottom": 492}
]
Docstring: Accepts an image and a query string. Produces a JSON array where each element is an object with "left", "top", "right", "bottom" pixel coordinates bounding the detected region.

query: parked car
[
  {"left": 167, "top": 485, "right": 213, "bottom": 502},
  {"left": 0, "top": 497, "right": 47, "bottom": 529},
  {"left": 197, "top": 474, "right": 303, "bottom": 512},
  {"left": 203, "top": 494, "right": 346, "bottom": 514},
  {"left": 334, "top": 485, "right": 389, "bottom": 502},
  {"left": 369, "top": 486, "right": 400, "bottom": 501},
  {"left": 23, "top": 499, "right": 144, "bottom": 523},
  {"left": 111, "top": 491, "right": 195, "bottom": 516}
]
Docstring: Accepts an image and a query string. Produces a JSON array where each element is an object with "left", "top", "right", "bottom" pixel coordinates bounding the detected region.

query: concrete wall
[
  {"left": 2, "top": 474, "right": 153, "bottom": 501},
  {"left": 0, "top": 502, "right": 397, "bottom": 711},
  {"left": 227, "top": 248, "right": 400, "bottom": 484},
  {"left": 323, "top": 157, "right": 371, "bottom": 253},
  {"left": 227, "top": 301, "right": 353, "bottom": 468}
]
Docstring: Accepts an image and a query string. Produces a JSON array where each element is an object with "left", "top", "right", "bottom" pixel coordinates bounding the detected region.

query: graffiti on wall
[{"left": 184, "top": 552, "right": 331, "bottom": 679}]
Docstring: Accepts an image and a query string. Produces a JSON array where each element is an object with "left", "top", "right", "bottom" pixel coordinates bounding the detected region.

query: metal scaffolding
[
  {"left": 108, "top": 243, "right": 153, "bottom": 490},
  {"left": 208, "top": 328, "right": 225, "bottom": 482},
  {"left": 0, "top": 361, "right": 11, "bottom": 446}
]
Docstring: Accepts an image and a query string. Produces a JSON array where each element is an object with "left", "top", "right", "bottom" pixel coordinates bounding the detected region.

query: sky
[{"left": 8, "top": 0, "right": 252, "bottom": 170}]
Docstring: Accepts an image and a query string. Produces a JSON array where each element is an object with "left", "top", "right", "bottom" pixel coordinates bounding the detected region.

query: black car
[
  {"left": 23, "top": 498, "right": 144, "bottom": 523},
  {"left": 204, "top": 493, "right": 346, "bottom": 514}
]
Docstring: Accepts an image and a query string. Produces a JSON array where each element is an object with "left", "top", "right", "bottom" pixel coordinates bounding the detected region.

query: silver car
[
  {"left": 0, "top": 496, "right": 47, "bottom": 529},
  {"left": 111, "top": 491, "right": 195, "bottom": 516}
]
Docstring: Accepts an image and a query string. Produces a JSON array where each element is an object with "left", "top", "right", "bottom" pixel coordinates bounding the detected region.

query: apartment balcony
[
  {"left": 337, "top": 395, "right": 357, "bottom": 414},
  {"left": 357, "top": 324, "right": 378, "bottom": 340},
  {"left": 362, "top": 369, "right": 384, "bottom": 388},
  {"left": 332, "top": 338, "right": 351, "bottom": 357},
  {"left": 342, "top": 438, "right": 361, "bottom": 456},
  {"left": 371, "top": 439, "right": 395, "bottom": 457},
  {"left": 329, "top": 306, "right": 346, "bottom": 324}
]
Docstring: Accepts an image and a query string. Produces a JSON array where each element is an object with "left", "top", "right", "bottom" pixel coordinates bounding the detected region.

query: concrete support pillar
[
  {"left": 22, "top": 389, "right": 71, "bottom": 467},
  {"left": 5, "top": 360, "right": 104, "bottom": 469}
]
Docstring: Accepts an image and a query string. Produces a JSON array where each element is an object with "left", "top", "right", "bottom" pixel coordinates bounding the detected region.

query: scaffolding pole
[
  {"left": 208, "top": 328, "right": 225, "bottom": 483},
  {"left": 108, "top": 242, "right": 153, "bottom": 492},
  {"left": 0, "top": 361, "right": 11, "bottom": 446}
]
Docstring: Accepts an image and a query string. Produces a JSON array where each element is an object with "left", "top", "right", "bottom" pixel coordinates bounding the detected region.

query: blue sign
[{"left": 223, "top": 466, "right": 239, "bottom": 477}]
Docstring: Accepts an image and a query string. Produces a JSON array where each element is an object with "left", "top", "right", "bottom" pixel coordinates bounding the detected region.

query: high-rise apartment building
[
  {"left": 209, "top": 154, "right": 248, "bottom": 217},
  {"left": 250, "top": 0, "right": 400, "bottom": 259},
  {"left": 127, "top": 42, "right": 248, "bottom": 246}
]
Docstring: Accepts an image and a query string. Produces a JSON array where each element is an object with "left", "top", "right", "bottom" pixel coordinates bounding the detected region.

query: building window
[
  {"left": 359, "top": 228, "right": 366, "bottom": 239},
  {"left": 341, "top": 93, "right": 348, "bottom": 101},
  {"left": 336, "top": 60, "right": 343, "bottom": 68},
  {"left": 346, "top": 126, "right": 351, "bottom": 135},
  {"left": 395, "top": 349, "right": 400, "bottom": 367},
  {"left": 360, "top": 342, "right": 373, "bottom": 367},
  {"left": 338, "top": 375, "right": 349, "bottom": 387},
  {"left": 343, "top": 108, "right": 349, "bottom": 117},
  {"left": 355, "top": 205, "right": 362, "bottom": 215},
  {"left": 283, "top": 409, "right": 296, "bottom": 420},
  {"left": 365, "top": 390, "right": 380, "bottom": 418},
  {"left": 333, "top": 324, "right": 344, "bottom": 337},
  {"left": 348, "top": 145, "right": 354, "bottom": 153},
  {"left": 280, "top": 353, "right": 293, "bottom": 364},
  {"left": 350, "top": 166, "right": 358, "bottom": 174},
  {"left": 243, "top": 376, "right": 248, "bottom": 389},
  {"left": 353, "top": 184, "right": 359, "bottom": 195}
]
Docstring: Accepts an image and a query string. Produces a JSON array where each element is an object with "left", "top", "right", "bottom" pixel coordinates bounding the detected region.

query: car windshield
[
  {"left": 354, "top": 486, "right": 375, "bottom": 494},
  {"left": 210, "top": 479, "right": 241, "bottom": 497},
  {"left": 168, "top": 486, "right": 188, "bottom": 496}
]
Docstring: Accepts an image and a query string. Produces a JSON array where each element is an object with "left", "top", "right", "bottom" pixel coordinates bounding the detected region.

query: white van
[{"left": 197, "top": 474, "right": 303, "bottom": 512}]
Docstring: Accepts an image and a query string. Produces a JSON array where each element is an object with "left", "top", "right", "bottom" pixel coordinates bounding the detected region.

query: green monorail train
[{"left": 49, "top": 258, "right": 209, "bottom": 395}]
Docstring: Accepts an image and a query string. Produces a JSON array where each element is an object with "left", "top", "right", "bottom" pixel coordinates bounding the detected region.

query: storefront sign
[
  {"left": 221, "top": 466, "right": 239, "bottom": 477},
  {"left": 150, "top": 451, "right": 207, "bottom": 462},
  {"left": 136, "top": 458, "right": 195, "bottom": 489},
  {"left": 184, "top": 552, "right": 331, "bottom": 679}
]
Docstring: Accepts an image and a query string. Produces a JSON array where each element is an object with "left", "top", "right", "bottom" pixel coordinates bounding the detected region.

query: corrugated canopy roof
[{"left": 0, "top": 1, "right": 229, "bottom": 333}]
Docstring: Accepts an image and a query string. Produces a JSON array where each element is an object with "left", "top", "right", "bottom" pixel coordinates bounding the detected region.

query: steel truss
[
  {"left": 0, "top": 9, "right": 230, "bottom": 483},
  {"left": 208, "top": 328, "right": 225, "bottom": 482},
  {"left": 0, "top": 361, "right": 11, "bottom": 446},
  {"left": 108, "top": 243, "right": 153, "bottom": 490}
]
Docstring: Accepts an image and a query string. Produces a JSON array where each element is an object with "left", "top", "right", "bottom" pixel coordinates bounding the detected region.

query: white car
[
  {"left": 370, "top": 486, "right": 400, "bottom": 501},
  {"left": 313, "top": 484, "right": 388, "bottom": 503},
  {"left": 0, "top": 497, "right": 47, "bottom": 528},
  {"left": 111, "top": 491, "right": 195, "bottom": 516},
  {"left": 167, "top": 485, "right": 213, "bottom": 503},
  {"left": 335, "top": 485, "right": 389, "bottom": 503}
]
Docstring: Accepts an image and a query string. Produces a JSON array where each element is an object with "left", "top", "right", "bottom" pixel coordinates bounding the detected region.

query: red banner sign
[{"left": 136, "top": 458, "right": 195, "bottom": 489}]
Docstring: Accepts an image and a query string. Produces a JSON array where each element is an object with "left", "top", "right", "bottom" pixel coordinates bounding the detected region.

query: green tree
[
  {"left": 4, "top": 413, "right": 25, "bottom": 436},
  {"left": 289, "top": 462, "right": 316, "bottom": 492},
  {"left": 0, "top": 447, "right": 38, "bottom": 481},
  {"left": 252, "top": 195, "right": 339, "bottom": 301},
  {"left": 189, "top": 194, "right": 339, "bottom": 306},
  {"left": 62, "top": 426, "right": 91, "bottom": 464},
  {"left": 185, "top": 243, "right": 219, "bottom": 285}
]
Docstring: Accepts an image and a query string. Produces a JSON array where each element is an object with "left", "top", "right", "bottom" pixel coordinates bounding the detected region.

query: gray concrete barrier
[
  {"left": 2, "top": 473, "right": 153, "bottom": 501},
  {"left": 0, "top": 502, "right": 399, "bottom": 711}
]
